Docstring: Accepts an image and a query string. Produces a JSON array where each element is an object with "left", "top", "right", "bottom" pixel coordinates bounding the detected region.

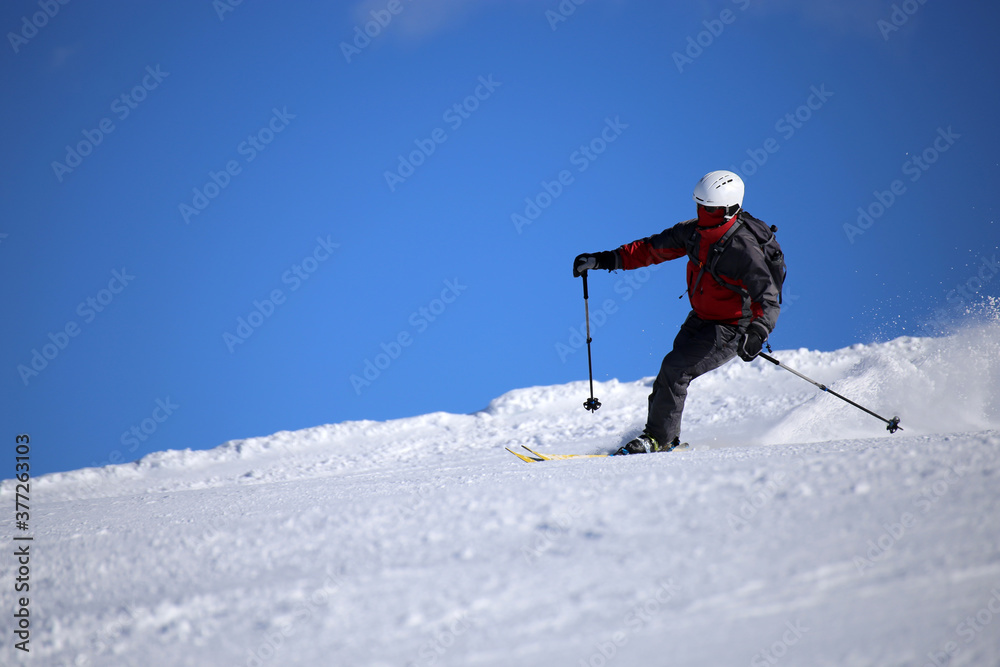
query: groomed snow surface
[{"left": 2, "top": 325, "right": 1000, "bottom": 666}]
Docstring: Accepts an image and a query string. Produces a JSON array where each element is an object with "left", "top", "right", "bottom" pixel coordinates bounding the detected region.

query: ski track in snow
[{"left": 2, "top": 327, "right": 1000, "bottom": 666}]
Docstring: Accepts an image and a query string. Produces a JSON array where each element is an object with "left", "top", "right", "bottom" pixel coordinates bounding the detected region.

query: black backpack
[{"left": 691, "top": 211, "right": 787, "bottom": 304}]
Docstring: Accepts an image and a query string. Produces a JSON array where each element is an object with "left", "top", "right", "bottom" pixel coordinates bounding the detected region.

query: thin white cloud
[
  {"left": 349, "top": 0, "right": 496, "bottom": 40},
  {"left": 348, "top": 0, "right": 623, "bottom": 41},
  {"left": 347, "top": 0, "right": 900, "bottom": 44},
  {"left": 747, "top": 0, "right": 904, "bottom": 38}
]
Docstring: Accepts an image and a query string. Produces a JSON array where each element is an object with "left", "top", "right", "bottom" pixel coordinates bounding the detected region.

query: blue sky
[{"left": 3, "top": 0, "right": 998, "bottom": 475}]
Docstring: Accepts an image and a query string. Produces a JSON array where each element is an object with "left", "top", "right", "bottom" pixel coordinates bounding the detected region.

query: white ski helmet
[{"left": 692, "top": 170, "right": 745, "bottom": 209}]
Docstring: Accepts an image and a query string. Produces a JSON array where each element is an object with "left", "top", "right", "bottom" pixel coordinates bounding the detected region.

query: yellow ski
[
  {"left": 518, "top": 445, "right": 610, "bottom": 461},
  {"left": 505, "top": 447, "right": 544, "bottom": 462}
]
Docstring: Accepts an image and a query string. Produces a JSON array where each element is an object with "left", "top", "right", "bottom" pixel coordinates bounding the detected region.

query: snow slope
[{"left": 2, "top": 325, "right": 1000, "bottom": 666}]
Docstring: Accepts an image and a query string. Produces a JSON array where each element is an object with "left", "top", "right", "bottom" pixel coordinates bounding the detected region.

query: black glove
[
  {"left": 573, "top": 251, "right": 618, "bottom": 277},
  {"left": 737, "top": 321, "right": 769, "bottom": 361}
]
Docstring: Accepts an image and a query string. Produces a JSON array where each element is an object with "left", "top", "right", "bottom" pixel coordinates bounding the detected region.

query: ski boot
[{"left": 612, "top": 433, "right": 686, "bottom": 456}]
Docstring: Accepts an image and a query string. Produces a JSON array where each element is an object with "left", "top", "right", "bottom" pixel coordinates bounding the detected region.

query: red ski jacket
[{"left": 614, "top": 211, "right": 780, "bottom": 332}]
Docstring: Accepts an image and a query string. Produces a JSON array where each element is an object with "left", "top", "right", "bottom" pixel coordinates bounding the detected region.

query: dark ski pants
[{"left": 645, "top": 313, "right": 740, "bottom": 444}]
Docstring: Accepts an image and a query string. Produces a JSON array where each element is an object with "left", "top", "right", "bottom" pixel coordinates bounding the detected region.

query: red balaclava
[
  {"left": 695, "top": 206, "right": 738, "bottom": 264},
  {"left": 696, "top": 205, "right": 731, "bottom": 228}
]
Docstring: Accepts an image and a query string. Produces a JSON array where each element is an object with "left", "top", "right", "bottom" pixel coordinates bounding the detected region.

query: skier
[{"left": 573, "top": 170, "right": 781, "bottom": 455}]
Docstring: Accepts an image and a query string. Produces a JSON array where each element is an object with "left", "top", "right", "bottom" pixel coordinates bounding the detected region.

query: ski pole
[
  {"left": 581, "top": 271, "right": 601, "bottom": 412},
  {"left": 758, "top": 352, "right": 901, "bottom": 433}
]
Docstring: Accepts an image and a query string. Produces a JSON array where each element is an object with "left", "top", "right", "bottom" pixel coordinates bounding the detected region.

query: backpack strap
[
  {"left": 716, "top": 215, "right": 745, "bottom": 246},
  {"left": 704, "top": 217, "right": 746, "bottom": 291},
  {"left": 687, "top": 216, "right": 744, "bottom": 297}
]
